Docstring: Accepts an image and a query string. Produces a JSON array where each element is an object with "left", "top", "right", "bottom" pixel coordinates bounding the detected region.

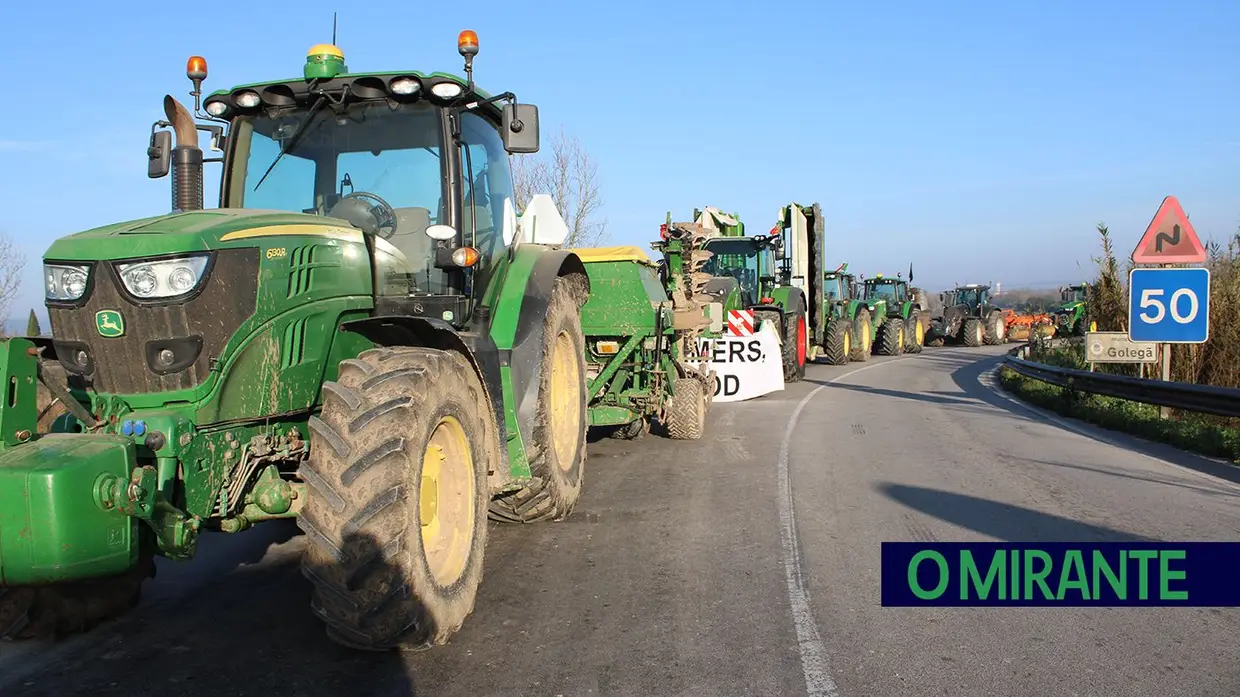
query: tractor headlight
[
  {"left": 45, "top": 263, "right": 90, "bottom": 301},
  {"left": 117, "top": 254, "right": 210, "bottom": 299},
  {"left": 431, "top": 82, "right": 463, "bottom": 99}
]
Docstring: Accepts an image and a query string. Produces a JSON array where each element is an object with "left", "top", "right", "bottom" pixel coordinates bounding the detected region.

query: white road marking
[
  {"left": 779, "top": 357, "right": 915, "bottom": 697},
  {"left": 980, "top": 363, "right": 1240, "bottom": 493}
]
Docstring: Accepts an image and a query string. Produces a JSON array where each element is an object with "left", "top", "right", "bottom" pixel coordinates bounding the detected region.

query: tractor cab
[
  {"left": 824, "top": 271, "right": 857, "bottom": 304},
  {"left": 1060, "top": 284, "right": 1088, "bottom": 304},
  {"left": 952, "top": 284, "right": 992, "bottom": 314},
  {"left": 689, "top": 207, "right": 780, "bottom": 308},
  {"left": 861, "top": 276, "right": 908, "bottom": 304}
]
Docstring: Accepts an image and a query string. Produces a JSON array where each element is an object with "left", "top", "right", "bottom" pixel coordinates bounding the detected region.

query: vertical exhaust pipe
[{"left": 163, "top": 95, "right": 203, "bottom": 212}]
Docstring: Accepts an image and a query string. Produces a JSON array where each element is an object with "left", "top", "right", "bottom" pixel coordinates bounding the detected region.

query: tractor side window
[
  {"left": 459, "top": 113, "right": 516, "bottom": 289},
  {"left": 241, "top": 128, "right": 317, "bottom": 213}
]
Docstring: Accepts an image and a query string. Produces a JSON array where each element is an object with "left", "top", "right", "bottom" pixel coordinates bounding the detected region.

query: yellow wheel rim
[
  {"left": 861, "top": 321, "right": 872, "bottom": 352},
  {"left": 915, "top": 321, "right": 925, "bottom": 345},
  {"left": 898, "top": 326, "right": 905, "bottom": 346},
  {"left": 420, "top": 415, "right": 475, "bottom": 587},
  {"left": 843, "top": 330, "right": 851, "bottom": 356},
  {"left": 549, "top": 329, "right": 581, "bottom": 472}
]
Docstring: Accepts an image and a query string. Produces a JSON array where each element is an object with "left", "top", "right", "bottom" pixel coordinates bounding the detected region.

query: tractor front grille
[{"left": 48, "top": 249, "right": 260, "bottom": 395}]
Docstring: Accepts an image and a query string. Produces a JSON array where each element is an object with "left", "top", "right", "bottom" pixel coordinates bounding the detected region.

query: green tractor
[
  {"left": 819, "top": 265, "right": 875, "bottom": 365},
  {"left": 0, "top": 35, "right": 694, "bottom": 651},
  {"left": 925, "top": 283, "right": 1007, "bottom": 347},
  {"left": 1051, "top": 283, "right": 1090, "bottom": 337},
  {"left": 860, "top": 273, "right": 926, "bottom": 355},
  {"left": 666, "top": 206, "right": 814, "bottom": 383}
]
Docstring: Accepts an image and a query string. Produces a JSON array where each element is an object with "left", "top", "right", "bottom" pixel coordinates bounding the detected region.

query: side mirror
[
  {"left": 502, "top": 103, "right": 540, "bottom": 154},
  {"left": 774, "top": 247, "right": 786, "bottom": 260},
  {"left": 426, "top": 224, "right": 457, "bottom": 241},
  {"left": 148, "top": 130, "right": 172, "bottom": 179}
]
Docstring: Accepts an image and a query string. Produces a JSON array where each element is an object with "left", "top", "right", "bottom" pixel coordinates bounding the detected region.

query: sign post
[{"left": 1127, "top": 196, "right": 1210, "bottom": 418}]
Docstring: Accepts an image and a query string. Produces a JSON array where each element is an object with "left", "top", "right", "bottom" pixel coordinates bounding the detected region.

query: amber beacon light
[{"left": 458, "top": 30, "right": 479, "bottom": 57}]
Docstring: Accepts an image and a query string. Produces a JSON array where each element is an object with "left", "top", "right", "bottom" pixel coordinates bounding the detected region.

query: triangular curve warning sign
[{"left": 1131, "top": 196, "right": 1207, "bottom": 265}]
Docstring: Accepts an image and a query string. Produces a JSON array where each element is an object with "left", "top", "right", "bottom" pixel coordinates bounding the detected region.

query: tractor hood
[
  {"left": 1052, "top": 300, "right": 1083, "bottom": 314},
  {"left": 44, "top": 208, "right": 362, "bottom": 261}
]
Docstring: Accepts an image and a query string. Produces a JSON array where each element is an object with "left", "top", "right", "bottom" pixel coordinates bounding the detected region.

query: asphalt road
[{"left": 3, "top": 345, "right": 1239, "bottom": 697}]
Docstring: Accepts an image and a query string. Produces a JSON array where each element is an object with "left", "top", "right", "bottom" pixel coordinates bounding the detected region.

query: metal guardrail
[{"left": 1001, "top": 345, "right": 1240, "bottom": 418}]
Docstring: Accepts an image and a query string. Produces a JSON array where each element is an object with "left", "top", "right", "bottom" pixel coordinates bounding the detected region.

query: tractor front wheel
[
  {"left": 608, "top": 418, "right": 649, "bottom": 440},
  {"left": 781, "top": 308, "right": 808, "bottom": 383},
  {"left": 300, "top": 346, "right": 496, "bottom": 651},
  {"left": 962, "top": 317, "right": 984, "bottom": 347},
  {"left": 875, "top": 318, "right": 904, "bottom": 356},
  {"left": 822, "top": 319, "right": 852, "bottom": 365},
  {"left": 850, "top": 311, "right": 873, "bottom": 362},
  {"left": 904, "top": 313, "right": 925, "bottom": 354},
  {"left": 489, "top": 275, "right": 589, "bottom": 524}
]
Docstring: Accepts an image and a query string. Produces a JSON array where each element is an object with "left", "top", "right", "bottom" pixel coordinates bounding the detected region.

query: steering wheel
[{"left": 332, "top": 191, "right": 399, "bottom": 238}]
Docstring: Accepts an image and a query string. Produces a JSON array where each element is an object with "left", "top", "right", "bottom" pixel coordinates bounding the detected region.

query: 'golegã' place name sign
[{"left": 1086, "top": 331, "right": 1157, "bottom": 364}]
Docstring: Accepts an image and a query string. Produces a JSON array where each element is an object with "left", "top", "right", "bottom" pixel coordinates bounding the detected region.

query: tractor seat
[{"left": 387, "top": 207, "right": 433, "bottom": 261}]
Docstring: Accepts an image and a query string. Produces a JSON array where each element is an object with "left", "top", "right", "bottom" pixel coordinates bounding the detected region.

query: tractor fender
[
  {"left": 493, "top": 248, "right": 590, "bottom": 468},
  {"left": 339, "top": 315, "right": 510, "bottom": 475},
  {"left": 765, "top": 286, "right": 807, "bottom": 333}
]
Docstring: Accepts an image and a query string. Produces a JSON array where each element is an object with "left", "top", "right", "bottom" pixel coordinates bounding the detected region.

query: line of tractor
[{"left": 0, "top": 32, "right": 1093, "bottom": 654}]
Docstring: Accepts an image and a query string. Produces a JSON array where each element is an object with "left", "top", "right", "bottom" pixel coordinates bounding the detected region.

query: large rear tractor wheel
[
  {"left": 665, "top": 377, "right": 706, "bottom": 440},
  {"left": 962, "top": 317, "right": 984, "bottom": 347},
  {"left": 1, "top": 542, "right": 155, "bottom": 642},
  {"left": 904, "top": 313, "right": 925, "bottom": 354},
  {"left": 822, "top": 319, "right": 852, "bottom": 365},
  {"left": 850, "top": 311, "right": 873, "bottom": 362},
  {"left": 781, "top": 308, "right": 808, "bottom": 383},
  {"left": 984, "top": 312, "right": 1006, "bottom": 345},
  {"left": 489, "top": 275, "right": 589, "bottom": 524},
  {"left": 875, "top": 318, "right": 904, "bottom": 356},
  {"left": 300, "top": 346, "right": 497, "bottom": 650}
]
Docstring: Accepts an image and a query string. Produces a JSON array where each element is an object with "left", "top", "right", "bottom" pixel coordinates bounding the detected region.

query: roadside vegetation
[{"left": 999, "top": 221, "right": 1240, "bottom": 463}]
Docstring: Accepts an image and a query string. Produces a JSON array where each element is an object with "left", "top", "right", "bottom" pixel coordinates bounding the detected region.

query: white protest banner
[{"left": 687, "top": 318, "right": 786, "bottom": 402}]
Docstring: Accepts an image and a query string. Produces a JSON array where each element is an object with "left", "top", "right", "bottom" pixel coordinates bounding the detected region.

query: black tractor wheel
[
  {"left": 822, "top": 319, "right": 852, "bottom": 365},
  {"left": 984, "top": 312, "right": 1006, "bottom": 345},
  {"left": 608, "top": 418, "right": 649, "bottom": 440},
  {"left": 0, "top": 543, "right": 154, "bottom": 642},
  {"left": 781, "top": 308, "right": 808, "bottom": 383},
  {"left": 300, "top": 346, "right": 498, "bottom": 651},
  {"left": 904, "top": 312, "right": 924, "bottom": 354},
  {"left": 875, "top": 318, "right": 904, "bottom": 356},
  {"left": 962, "top": 317, "right": 984, "bottom": 347},
  {"left": 665, "top": 377, "right": 706, "bottom": 440},
  {"left": 489, "top": 275, "right": 589, "bottom": 523},
  {"left": 850, "top": 310, "right": 873, "bottom": 362}
]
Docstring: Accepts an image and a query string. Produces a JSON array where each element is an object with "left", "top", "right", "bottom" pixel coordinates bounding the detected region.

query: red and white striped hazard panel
[{"left": 726, "top": 309, "right": 755, "bottom": 336}]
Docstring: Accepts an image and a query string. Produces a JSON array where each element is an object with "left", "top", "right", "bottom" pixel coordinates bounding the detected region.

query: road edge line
[{"left": 779, "top": 357, "right": 916, "bottom": 697}]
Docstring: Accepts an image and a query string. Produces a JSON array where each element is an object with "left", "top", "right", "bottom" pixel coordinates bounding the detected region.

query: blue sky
[{"left": 2, "top": 0, "right": 1236, "bottom": 325}]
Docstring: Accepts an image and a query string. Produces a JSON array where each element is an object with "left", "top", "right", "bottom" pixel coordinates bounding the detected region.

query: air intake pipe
[{"left": 163, "top": 95, "right": 203, "bottom": 212}]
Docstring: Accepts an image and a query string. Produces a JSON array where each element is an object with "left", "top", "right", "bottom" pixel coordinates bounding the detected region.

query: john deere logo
[{"left": 95, "top": 310, "right": 125, "bottom": 338}]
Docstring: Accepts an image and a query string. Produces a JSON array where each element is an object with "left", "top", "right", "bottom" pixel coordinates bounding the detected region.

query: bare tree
[
  {"left": 0, "top": 233, "right": 26, "bottom": 337},
  {"left": 510, "top": 128, "right": 608, "bottom": 248}
]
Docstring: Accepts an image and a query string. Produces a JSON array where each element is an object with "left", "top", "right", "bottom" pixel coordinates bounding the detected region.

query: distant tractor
[
  {"left": 860, "top": 274, "right": 926, "bottom": 355},
  {"left": 1052, "top": 283, "right": 1090, "bottom": 337},
  {"left": 820, "top": 265, "right": 874, "bottom": 364},
  {"left": 925, "top": 283, "right": 1007, "bottom": 347}
]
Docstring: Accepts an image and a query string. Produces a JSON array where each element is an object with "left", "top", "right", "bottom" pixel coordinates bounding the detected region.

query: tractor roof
[{"left": 202, "top": 43, "right": 497, "bottom": 120}]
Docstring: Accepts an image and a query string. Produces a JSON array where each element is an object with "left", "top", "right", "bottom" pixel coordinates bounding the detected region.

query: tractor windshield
[
  {"left": 702, "top": 239, "right": 765, "bottom": 304},
  {"left": 1062, "top": 286, "right": 1087, "bottom": 303},
  {"left": 224, "top": 100, "right": 460, "bottom": 294},
  {"left": 865, "top": 281, "right": 900, "bottom": 302},
  {"left": 824, "top": 275, "right": 844, "bottom": 300},
  {"left": 956, "top": 288, "right": 984, "bottom": 307}
]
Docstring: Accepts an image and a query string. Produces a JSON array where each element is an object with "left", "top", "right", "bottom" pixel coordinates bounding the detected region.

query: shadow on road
[
  {"left": 817, "top": 381, "right": 981, "bottom": 408},
  {"left": 6, "top": 530, "right": 419, "bottom": 697},
  {"left": 875, "top": 482, "right": 1156, "bottom": 542}
]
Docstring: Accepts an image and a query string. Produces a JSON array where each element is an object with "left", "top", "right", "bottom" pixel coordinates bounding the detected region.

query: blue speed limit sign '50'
[{"left": 1127, "top": 267, "right": 1211, "bottom": 344}]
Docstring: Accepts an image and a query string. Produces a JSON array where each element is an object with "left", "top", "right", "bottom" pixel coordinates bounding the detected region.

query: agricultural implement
[
  {"left": 0, "top": 34, "right": 694, "bottom": 651},
  {"left": 860, "top": 273, "right": 926, "bottom": 355},
  {"left": 661, "top": 206, "right": 814, "bottom": 383},
  {"left": 1001, "top": 309, "right": 1054, "bottom": 342},
  {"left": 819, "top": 264, "right": 874, "bottom": 365},
  {"left": 925, "top": 283, "right": 1008, "bottom": 347},
  {"left": 1052, "top": 284, "right": 1090, "bottom": 337},
  {"left": 572, "top": 245, "right": 716, "bottom": 441}
]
